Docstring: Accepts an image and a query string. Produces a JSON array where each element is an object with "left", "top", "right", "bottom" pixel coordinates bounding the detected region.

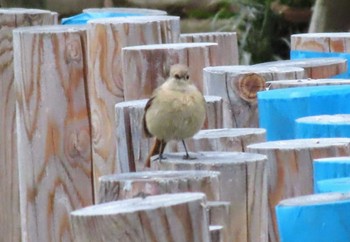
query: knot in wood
[{"left": 236, "top": 73, "right": 266, "bottom": 103}]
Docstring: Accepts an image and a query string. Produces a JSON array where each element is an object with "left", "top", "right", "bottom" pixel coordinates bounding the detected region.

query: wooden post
[
  {"left": 295, "top": 114, "right": 350, "bottom": 138},
  {"left": 70, "top": 193, "right": 211, "bottom": 242},
  {"left": 276, "top": 193, "right": 350, "bottom": 242},
  {"left": 0, "top": 9, "right": 57, "bottom": 242},
  {"left": 154, "top": 151, "right": 268, "bottom": 242},
  {"left": 203, "top": 65, "right": 305, "bottom": 128},
  {"left": 122, "top": 42, "right": 218, "bottom": 99},
  {"left": 170, "top": 128, "right": 266, "bottom": 153},
  {"left": 14, "top": 25, "right": 93, "bottom": 242},
  {"left": 87, "top": 16, "right": 180, "bottom": 194},
  {"left": 210, "top": 226, "right": 224, "bottom": 242},
  {"left": 207, "top": 201, "right": 231, "bottom": 242},
  {"left": 180, "top": 32, "right": 239, "bottom": 65},
  {"left": 254, "top": 58, "right": 347, "bottom": 79},
  {"left": 115, "top": 96, "right": 223, "bottom": 172},
  {"left": 266, "top": 78, "right": 350, "bottom": 90},
  {"left": 313, "top": 156, "right": 350, "bottom": 192},
  {"left": 258, "top": 85, "right": 350, "bottom": 141},
  {"left": 247, "top": 138, "right": 350, "bottom": 242},
  {"left": 98, "top": 170, "right": 221, "bottom": 203}
]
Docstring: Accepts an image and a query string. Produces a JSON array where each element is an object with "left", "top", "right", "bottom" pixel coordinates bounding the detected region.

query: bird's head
[{"left": 169, "top": 64, "right": 190, "bottom": 82}]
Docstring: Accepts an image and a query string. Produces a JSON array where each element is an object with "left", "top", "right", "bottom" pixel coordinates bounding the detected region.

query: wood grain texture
[
  {"left": 203, "top": 65, "right": 305, "bottom": 128},
  {"left": 98, "top": 170, "right": 221, "bottom": 203},
  {"left": 154, "top": 151, "right": 268, "bottom": 242},
  {"left": 254, "top": 58, "right": 347, "bottom": 79},
  {"left": 0, "top": 9, "right": 57, "bottom": 242},
  {"left": 210, "top": 225, "right": 224, "bottom": 242},
  {"left": 207, "top": 201, "right": 231, "bottom": 242},
  {"left": 266, "top": 78, "right": 350, "bottom": 90},
  {"left": 180, "top": 32, "right": 239, "bottom": 65},
  {"left": 70, "top": 193, "right": 210, "bottom": 242},
  {"left": 87, "top": 16, "right": 180, "bottom": 193},
  {"left": 122, "top": 42, "right": 219, "bottom": 100},
  {"left": 170, "top": 128, "right": 266, "bottom": 153},
  {"left": 291, "top": 33, "right": 350, "bottom": 53},
  {"left": 115, "top": 96, "right": 223, "bottom": 172},
  {"left": 14, "top": 25, "right": 92, "bottom": 242},
  {"left": 247, "top": 138, "right": 350, "bottom": 242}
]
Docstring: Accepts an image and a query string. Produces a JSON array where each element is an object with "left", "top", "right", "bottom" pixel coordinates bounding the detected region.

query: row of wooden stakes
[{"left": 2, "top": 7, "right": 350, "bottom": 242}]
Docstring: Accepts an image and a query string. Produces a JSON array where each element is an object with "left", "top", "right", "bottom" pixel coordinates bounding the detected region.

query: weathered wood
[
  {"left": 170, "top": 128, "right": 266, "bottom": 153},
  {"left": 98, "top": 170, "right": 221, "bottom": 203},
  {"left": 14, "top": 25, "right": 92, "bottom": 242},
  {"left": 180, "top": 32, "right": 239, "bottom": 65},
  {"left": 254, "top": 58, "right": 347, "bottom": 79},
  {"left": 276, "top": 193, "right": 350, "bottom": 242},
  {"left": 0, "top": 9, "right": 57, "bottom": 242},
  {"left": 266, "top": 78, "right": 350, "bottom": 90},
  {"left": 291, "top": 33, "right": 350, "bottom": 53},
  {"left": 122, "top": 42, "right": 218, "bottom": 99},
  {"left": 70, "top": 193, "right": 210, "bottom": 242},
  {"left": 210, "top": 225, "right": 224, "bottom": 242},
  {"left": 83, "top": 7, "right": 167, "bottom": 15},
  {"left": 295, "top": 114, "right": 350, "bottom": 138},
  {"left": 87, "top": 16, "right": 180, "bottom": 193},
  {"left": 154, "top": 151, "right": 268, "bottom": 242},
  {"left": 115, "top": 96, "right": 223, "bottom": 172},
  {"left": 247, "top": 138, "right": 350, "bottom": 242},
  {"left": 207, "top": 201, "right": 231, "bottom": 242},
  {"left": 203, "top": 65, "right": 305, "bottom": 128}
]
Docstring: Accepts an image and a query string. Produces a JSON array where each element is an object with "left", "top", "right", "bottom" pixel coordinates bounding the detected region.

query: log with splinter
[{"left": 143, "top": 64, "right": 206, "bottom": 167}]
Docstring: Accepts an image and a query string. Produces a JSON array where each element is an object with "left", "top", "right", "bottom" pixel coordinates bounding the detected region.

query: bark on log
[
  {"left": 180, "top": 32, "right": 239, "bottom": 65},
  {"left": 70, "top": 193, "right": 210, "bottom": 242},
  {"left": 0, "top": 9, "right": 57, "bottom": 242},
  {"left": 276, "top": 193, "right": 350, "bottom": 242},
  {"left": 14, "top": 25, "right": 92, "bottom": 242},
  {"left": 254, "top": 58, "right": 347, "bottom": 79},
  {"left": 203, "top": 65, "right": 304, "bottom": 128},
  {"left": 154, "top": 151, "right": 268, "bottom": 242},
  {"left": 98, "top": 170, "right": 221, "bottom": 203},
  {"left": 115, "top": 96, "right": 223, "bottom": 172},
  {"left": 87, "top": 16, "right": 180, "bottom": 193},
  {"left": 207, "top": 201, "right": 231, "bottom": 242},
  {"left": 122, "top": 42, "right": 218, "bottom": 99},
  {"left": 266, "top": 78, "right": 350, "bottom": 90},
  {"left": 247, "top": 138, "right": 350, "bottom": 242},
  {"left": 170, "top": 128, "right": 266, "bottom": 153}
]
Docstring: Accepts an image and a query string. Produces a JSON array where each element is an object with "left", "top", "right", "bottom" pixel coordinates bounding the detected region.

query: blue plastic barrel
[{"left": 316, "top": 177, "right": 350, "bottom": 193}]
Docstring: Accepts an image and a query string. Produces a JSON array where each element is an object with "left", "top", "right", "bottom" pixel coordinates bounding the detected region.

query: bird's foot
[
  {"left": 158, "top": 154, "right": 167, "bottom": 161},
  {"left": 182, "top": 154, "right": 197, "bottom": 160}
]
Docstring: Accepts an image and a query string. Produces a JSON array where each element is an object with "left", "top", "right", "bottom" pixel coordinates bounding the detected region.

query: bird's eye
[
  {"left": 174, "top": 74, "right": 180, "bottom": 79},
  {"left": 186, "top": 75, "right": 189, "bottom": 80}
]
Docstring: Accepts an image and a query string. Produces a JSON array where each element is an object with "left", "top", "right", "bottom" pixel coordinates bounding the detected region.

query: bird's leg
[
  {"left": 182, "top": 140, "right": 196, "bottom": 160},
  {"left": 158, "top": 139, "right": 167, "bottom": 161}
]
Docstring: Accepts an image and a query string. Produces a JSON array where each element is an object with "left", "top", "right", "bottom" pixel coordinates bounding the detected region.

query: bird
[{"left": 143, "top": 64, "right": 206, "bottom": 168}]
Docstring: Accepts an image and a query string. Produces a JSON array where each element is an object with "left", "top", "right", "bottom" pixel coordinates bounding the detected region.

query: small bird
[{"left": 143, "top": 64, "right": 206, "bottom": 168}]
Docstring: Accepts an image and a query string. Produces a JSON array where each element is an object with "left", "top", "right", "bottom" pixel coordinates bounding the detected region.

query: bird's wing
[{"left": 142, "top": 95, "right": 155, "bottom": 138}]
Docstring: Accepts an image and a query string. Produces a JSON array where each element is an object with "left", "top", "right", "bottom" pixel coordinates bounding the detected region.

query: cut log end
[{"left": 236, "top": 73, "right": 266, "bottom": 102}]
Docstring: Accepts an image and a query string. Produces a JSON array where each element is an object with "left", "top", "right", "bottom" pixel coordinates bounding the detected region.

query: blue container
[
  {"left": 258, "top": 85, "right": 350, "bottom": 141},
  {"left": 62, "top": 12, "right": 144, "bottom": 25},
  {"left": 317, "top": 177, "right": 350, "bottom": 193}
]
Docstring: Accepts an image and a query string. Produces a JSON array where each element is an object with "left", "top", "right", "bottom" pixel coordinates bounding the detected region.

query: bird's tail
[{"left": 144, "top": 138, "right": 167, "bottom": 168}]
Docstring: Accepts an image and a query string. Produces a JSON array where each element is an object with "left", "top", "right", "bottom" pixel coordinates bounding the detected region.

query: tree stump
[
  {"left": 207, "top": 201, "right": 231, "bottom": 242},
  {"left": 258, "top": 85, "right": 350, "bottom": 140},
  {"left": 295, "top": 114, "right": 350, "bottom": 138},
  {"left": 180, "top": 32, "right": 239, "bottom": 65},
  {"left": 115, "top": 96, "right": 223, "bottom": 172},
  {"left": 83, "top": 7, "right": 167, "bottom": 15},
  {"left": 313, "top": 156, "right": 350, "bottom": 192},
  {"left": 254, "top": 57, "right": 347, "bottom": 79},
  {"left": 87, "top": 16, "right": 180, "bottom": 193},
  {"left": 70, "top": 193, "right": 210, "bottom": 242},
  {"left": 154, "top": 151, "right": 268, "bottom": 242},
  {"left": 98, "top": 170, "right": 221, "bottom": 203},
  {"left": 122, "top": 42, "right": 218, "bottom": 99},
  {"left": 203, "top": 65, "right": 305, "bottom": 128},
  {"left": 170, "top": 128, "right": 266, "bottom": 153},
  {"left": 0, "top": 9, "right": 57, "bottom": 242},
  {"left": 210, "top": 226, "right": 224, "bottom": 242},
  {"left": 14, "top": 25, "right": 92, "bottom": 242},
  {"left": 247, "top": 138, "right": 350, "bottom": 242},
  {"left": 276, "top": 193, "right": 350, "bottom": 242},
  {"left": 266, "top": 78, "right": 350, "bottom": 90}
]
